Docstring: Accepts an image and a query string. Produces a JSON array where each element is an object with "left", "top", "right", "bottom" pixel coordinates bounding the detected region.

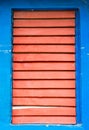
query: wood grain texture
[
  {"left": 13, "top": 62, "right": 75, "bottom": 71},
  {"left": 13, "top": 36, "right": 75, "bottom": 44},
  {"left": 13, "top": 28, "right": 75, "bottom": 36},
  {"left": 14, "top": 11, "right": 75, "bottom": 19},
  {"left": 13, "top": 45, "right": 75, "bottom": 53},
  {"left": 12, "top": 116, "right": 76, "bottom": 124},
  {"left": 13, "top": 54, "right": 75, "bottom": 61},
  {"left": 14, "top": 19, "right": 75, "bottom": 27},
  {"left": 12, "top": 107, "right": 76, "bottom": 116},
  {"left": 13, "top": 80, "right": 75, "bottom": 89},
  {"left": 13, "top": 98, "right": 76, "bottom": 106},
  {"left": 13, "top": 71, "right": 75, "bottom": 79},
  {"left": 13, "top": 89, "right": 75, "bottom": 97}
]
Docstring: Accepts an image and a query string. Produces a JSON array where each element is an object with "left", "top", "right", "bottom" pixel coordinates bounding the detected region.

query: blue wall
[{"left": 0, "top": 0, "right": 89, "bottom": 130}]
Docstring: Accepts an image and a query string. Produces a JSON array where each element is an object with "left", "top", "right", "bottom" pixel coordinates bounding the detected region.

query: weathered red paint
[{"left": 12, "top": 10, "right": 76, "bottom": 124}]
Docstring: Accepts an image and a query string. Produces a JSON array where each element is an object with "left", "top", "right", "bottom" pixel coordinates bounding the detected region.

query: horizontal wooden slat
[
  {"left": 14, "top": 19, "right": 75, "bottom": 27},
  {"left": 13, "top": 62, "right": 75, "bottom": 71},
  {"left": 13, "top": 36, "right": 75, "bottom": 44},
  {"left": 12, "top": 116, "right": 76, "bottom": 124},
  {"left": 12, "top": 107, "right": 76, "bottom": 116},
  {"left": 13, "top": 98, "right": 76, "bottom": 106},
  {"left": 13, "top": 71, "right": 75, "bottom": 79},
  {"left": 14, "top": 11, "right": 75, "bottom": 19},
  {"left": 13, "top": 54, "right": 75, "bottom": 61},
  {"left": 13, "top": 28, "right": 75, "bottom": 36},
  {"left": 13, "top": 45, "right": 75, "bottom": 53},
  {"left": 13, "top": 10, "right": 76, "bottom": 125},
  {"left": 13, "top": 89, "right": 75, "bottom": 97},
  {"left": 13, "top": 80, "right": 75, "bottom": 89}
]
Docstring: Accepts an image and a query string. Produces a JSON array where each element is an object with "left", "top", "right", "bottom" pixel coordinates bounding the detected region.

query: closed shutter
[{"left": 12, "top": 10, "right": 76, "bottom": 124}]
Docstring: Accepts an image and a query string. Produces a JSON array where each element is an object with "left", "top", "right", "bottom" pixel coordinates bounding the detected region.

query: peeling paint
[
  {"left": 13, "top": 106, "right": 56, "bottom": 109},
  {"left": 46, "top": 125, "right": 49, "bottom": 127},
  {"left": 0, "top": 49, "right": 11, "bottom": 53},
  {"left": 87, "top": 53, "right": 89, "bottom": 55},
  {"left": 81, "top": 47, "right": 85, "bottom": 49},
  {"left": 75, "top": 124, "right": 82, "bottom": 127}
]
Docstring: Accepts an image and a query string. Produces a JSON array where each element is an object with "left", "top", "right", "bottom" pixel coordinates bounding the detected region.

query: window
[
  {"left": 12, "top": 10, "right": 76, "bottom": 124},
  {"left": 0, "top": 0, "right": 89, "bottom": 130}
]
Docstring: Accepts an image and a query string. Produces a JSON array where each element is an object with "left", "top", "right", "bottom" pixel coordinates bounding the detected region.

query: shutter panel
[{"left": 12, "top": 10, "right": 76, "bottom": 124}]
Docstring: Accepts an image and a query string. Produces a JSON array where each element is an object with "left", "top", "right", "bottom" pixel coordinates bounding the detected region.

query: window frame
[{"left": 0, "top": 0, "right": 89, "bottom": 130}]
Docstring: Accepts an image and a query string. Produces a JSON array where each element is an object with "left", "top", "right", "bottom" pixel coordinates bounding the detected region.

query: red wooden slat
[
  {"left": 13, "top": 89, "right": 75, "bottom": 97},
  {"left": 12, "top": 116, "right": 76, "bottom": 124},
  {"left": 13, "top": 62, "right": 75, "bottom": 71},
  {"left": 14, "top": 19, "right": 75, "bottom": 27},
  {"left": 12, "top": 107, "right": 76, "bottom": 116},
  {"left": 13, "top": 36, "right": 75, "bottom": 44},
  {"left": 14, "top": 11, "right": 75, "bottom": 19},
  {"left": 13, "top": 80, "right": 75, "bottom": 89},
  {"left": 13, "top": 45, "right": 75, "bottom": 53},
  {"left": 13, "top": 54, "right": 75, "bottom": 61},
  {"left": 13, "top": 10, "right": 76, "bottom": 124},
  {"left": 13, "top": 28, "right": 75, "bottom": 36},
  {"left": 13, "top": 98, "right": 76, "bottom": 106},
  {"left": 13, "top": 71, "right": 75, "bottom": 79}
]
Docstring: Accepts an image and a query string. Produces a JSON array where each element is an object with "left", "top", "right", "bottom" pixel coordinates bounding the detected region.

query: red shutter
[{"left": 12, "top": 10, "right": 76, "bottom": 124}]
